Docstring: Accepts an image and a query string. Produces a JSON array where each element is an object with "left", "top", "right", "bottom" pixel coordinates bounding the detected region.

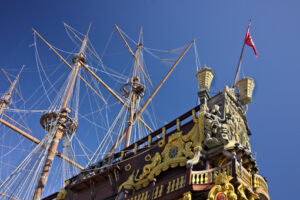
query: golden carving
[
  {"left": 125, "top": 163, "right": 132, "bottom": 171},
  {"left": 207, "top": 172, "right": 237, "bottom": 200},
  {"left": 145, "top": 154, "right": 152, "bottom": 162},
  {"left": 118, "top": 112, "right": 204, "bottom": 191},
  {"left": 56, "top": 180, "right": 70, "bottom": 200},
  {"left": 183, "top": 191, "right": 192, "bottom": 200},
  {"left": 224, "top": 92, "right": 251, "bottom": 152},
  {"left": 237, "top": 184, "right": 248, "bottom": 200},
  {"left": 118, "top": 172, "right": 135, "bottom": 192}
]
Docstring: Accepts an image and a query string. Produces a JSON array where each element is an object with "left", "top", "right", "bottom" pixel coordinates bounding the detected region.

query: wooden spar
[
  {"left": 33, "top": 35, "right": 89, "bottom": 200},
  {"left": 32, "top": 29, "right": 106, "bottom": 104},
  {"left": 80, "top": 77, "right": 107, "bottom": 104},
  {"left": 114, "top": 24, "right": 153, "bottom": 87},
  {"left": 107, "top": 39, "right": 195, "bottom": 156},
  {"left": 0, "top": 117, "right": 84, "bottom": 170},
  {"left": 134, "top": 39, "right": 195, "bottom": 121},
  {"left": 55, "top": 152, "right": 84, "bottom": 170},
  {"left": 133, "top": 27, "right": 143, "bottom": 77},
  {"left": 124, "top": 29, "right": 142, "bottom": 148},
  {"left": 80, "top": 62, "right": 125, "bottom": 103},
  {"left": 0, "top": 192, "right": 17, "bottom": 200},
  {"left": 80, "top": 61, "right": 153, "bottom": 133},
  {"left": 2, "top": 113, "right": 32, "bottom": 133},
  {"left": 0, "top": 118, "right": 40, "bottom": 144}
]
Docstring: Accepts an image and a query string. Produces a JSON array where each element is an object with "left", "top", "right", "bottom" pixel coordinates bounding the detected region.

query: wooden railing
[
  {"left": 191, "top": 162, "right": 232, "bottom": 185},
  {"left": 191, "top": 160, "right": 269, "bottom": 198},
  {"left": 253, "top": 174, "right": 268, "bottom": 193},
  {"left": 236, "top": 162, "right": 252, "bottom": 186}
]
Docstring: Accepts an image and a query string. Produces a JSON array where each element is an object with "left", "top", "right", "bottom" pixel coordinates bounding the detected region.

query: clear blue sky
[{"left": 0, "top": 0, "right": 299, "bottom": 199}]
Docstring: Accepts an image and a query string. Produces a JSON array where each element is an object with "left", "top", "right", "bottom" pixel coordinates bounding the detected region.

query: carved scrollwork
[{"left": 118, "top": 111, "right": 205, "bottom": 191}]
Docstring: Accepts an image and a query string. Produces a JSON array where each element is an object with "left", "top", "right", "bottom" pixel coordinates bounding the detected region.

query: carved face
[{"left": 168, "top": 146, "right": 179, "bottom": 159}]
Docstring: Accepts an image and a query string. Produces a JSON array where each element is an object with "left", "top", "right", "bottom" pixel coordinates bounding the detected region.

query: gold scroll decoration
[{"left": 118, "top": 111, "right": 204, "bottom": 191}]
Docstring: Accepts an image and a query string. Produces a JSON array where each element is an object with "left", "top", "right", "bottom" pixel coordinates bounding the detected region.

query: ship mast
[
  {"left": 107, "top": 26, "right": 195, "bottom": 154},
  {"left": 0, "top": 66, "right": 24, "bottom": 115},
  {"left": 123, "top": 28, "right": 144, "bottom": 148},
  {"left": 32, "top": 33, "right": 89, "bottom": 200}
]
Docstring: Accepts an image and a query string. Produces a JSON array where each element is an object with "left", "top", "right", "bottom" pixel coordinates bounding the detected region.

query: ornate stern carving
[
  {"left": 207, "top": 172, "right": 237, "bottom": 200},
  {"left": 203, "top": 105, "right": 234, "bottom": 150}
]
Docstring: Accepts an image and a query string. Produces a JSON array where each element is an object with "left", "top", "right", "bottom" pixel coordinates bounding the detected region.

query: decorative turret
[
  {"left": 196, "top": 65, "right": 214, "bottom": 104},
  {"left": 236, "top": 77, "right": 255, "bottom": 105}
]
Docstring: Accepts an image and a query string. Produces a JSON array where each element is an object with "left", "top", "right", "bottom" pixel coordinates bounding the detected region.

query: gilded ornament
[
  {"left": 145, "top": 154, "right": 152, "bottom": 162},
  {"left": 117, "top": 112, "right": 205, "bottom": 191},
  {"left": 125, "top": 163, "right": 132, "bottom": 171},
  {"left": 183, "top": 191, "right": 192, "bottom": 200}
]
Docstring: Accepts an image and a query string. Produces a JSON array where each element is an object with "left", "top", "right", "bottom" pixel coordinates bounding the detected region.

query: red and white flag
[{"left": 244, "top": 23, "right": 258, "bottom": 57}]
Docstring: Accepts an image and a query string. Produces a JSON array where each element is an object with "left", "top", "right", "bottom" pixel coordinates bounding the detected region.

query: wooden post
[
  {"left": 124, "top": 30, "right": 142, "bottom": 148},
  {"left": 233, "top": 20, "right": 252, "bottom": 88}
]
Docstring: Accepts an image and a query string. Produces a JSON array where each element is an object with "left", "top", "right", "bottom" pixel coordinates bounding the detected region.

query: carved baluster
[
  {"left": 171, "top": 179, "right": 176, "bottom": 192},
  {"left": 166, "top": 181, "right": 171, "bottom": 194},
  {"left": 140, "top": 192, "right": 144, "bottom": 200},
  {"left": 144, "top": 191, "right": 149, "bottom": 200},
  {"left": 209, "top": 172, "right": 213, "bottom": 183},
  {"left": 192, "top": 174, "right": 195, "bottom": 184},
  {"left": 195, "top": 173, "right": 199, "bottom": 184},
  {"left": 148, "top": 135, "right": 152, "bottom": 148},
  {"left": 205, "top": 173, "right": 208, "bottom": 183},
  {"left": 176, "top": 119, "right": 181, "bottom": 131},
  {"left": 158, "top": 185, "right": 164, "bottom": 197},
  {"left": 175, "top": 177, "right": 180, "bottom": 190},
  {"left": 200, "top": 173, "right": 204, "bottom": 184},
  {"left": 180, "top": 175, "right": 186, "bottom": 188}
]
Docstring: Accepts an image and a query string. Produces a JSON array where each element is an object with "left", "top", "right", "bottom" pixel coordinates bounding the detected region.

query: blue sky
[{"left": 0, "top": 0, "right": 299, "bottom": 199}]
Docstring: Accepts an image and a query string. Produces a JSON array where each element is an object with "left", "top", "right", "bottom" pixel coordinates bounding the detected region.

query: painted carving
[
  {"left": 183, "top": 191, "right": 192, "bottom": 200},
  {"left": 207, "top": 172, "right": 237, "bottom": 200},
  {"left": 203, "top": 105, "right": 234, "bottom": 149}
]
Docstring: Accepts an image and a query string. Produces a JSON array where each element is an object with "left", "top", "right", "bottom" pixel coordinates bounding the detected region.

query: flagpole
[{"left": 233, "top": 20, "right": 252, "bottom": 88}]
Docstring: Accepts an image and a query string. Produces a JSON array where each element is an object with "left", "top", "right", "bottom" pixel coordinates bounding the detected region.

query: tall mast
[
  {"left": 0, "top": 66, "right": 83, "bottom": 170},
  {"left": 0, "top": 66, "right": 24, "bottom": 114},
  {"left": 107, "top": 39, "right": 195, "bottom": 156},
  {"left": 124, "top": 28, "right": 144, "bottom": 148},
  {"left": 33, "top": 34, "right": 89, "bottom": 200}
]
